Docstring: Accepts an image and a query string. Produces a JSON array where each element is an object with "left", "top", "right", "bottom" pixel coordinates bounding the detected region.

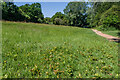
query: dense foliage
[
  {"left": 19, "top": 3, "right": 44, "bottom": 23},
  {"left": 2, "top": 2, "right": 44, "bottom": 23},
  {"left": 44, "top": 17, "right": 52, "bottom": 24},
  {"left": 87, "top": 2, "right": 120, "bottom": 30},
  {"left": 51, "top": 12, "right": 66, "bottom": 25},
  {"left": 63, "top": 2, "right": 88, "bottom": 27},
  {"left": 2, "top": 2, "right": 24, "bottom": 21}
]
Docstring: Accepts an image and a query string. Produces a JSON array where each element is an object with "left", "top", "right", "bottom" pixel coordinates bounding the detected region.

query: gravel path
[{"left": 92, "top": 29, "right": 120, "bottom": 43}]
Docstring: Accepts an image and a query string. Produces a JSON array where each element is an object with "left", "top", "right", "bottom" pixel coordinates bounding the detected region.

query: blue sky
[
  {"left": 14, "top": 2, "right": 69, "bottom": 18},
  {"left": 13, "top": 0, "right": 87, "bottom": 2}
]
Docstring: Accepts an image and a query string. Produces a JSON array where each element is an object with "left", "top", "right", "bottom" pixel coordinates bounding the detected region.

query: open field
[{"left": 2, "top": 21, "right": 118, "bottom": 78}]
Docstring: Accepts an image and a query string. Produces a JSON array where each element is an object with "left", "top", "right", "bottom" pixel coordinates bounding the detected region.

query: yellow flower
[
  {"left": 54, "top": 47, "right": 57, "bottom": 49},
  {"left": 70, "top": 54, "right": 72, "bottom": 57},
  {"left": 95, "top": 73, "right": 99, "bottom": 76},
  {"left": 96, "top": 66, "right": 98, "bottom": 69},
  {"left": 57, "top": 75, "right": 59, "bottom": 78},
  {"left": 79, "top": 73, "right": 82, "bottom": 77},
  {"left": 51, "top": 49, "right": 54, "bottom": 52},
  {"left": 14, "top": 54, "right": 17, "bottom": 57},
  {"left": 116, "top": 74, "right": 119, "bottom": 77},
  {"left": 57, "top": 63, "right": 59, "bottom": 65},
  {"left": 4, "top": 74, "right": 8, "bottom": 78},
  {"left": 46, "top": 72, "right": 49, "bottom": 75},
  {"left": 92, "top": 77, "right": 96, "bottom": 79},
  {"left": 35, "top": 65, "right": 37, "bottom": 68},
  {"left": 100, "top": 70, "right": 102, "bottom": 72},
  {"left": 4, "top": 61, "right": 7, "bottom": 63},
  {"left": 66, "top": 49, "right": 68, "bottom": 52}
]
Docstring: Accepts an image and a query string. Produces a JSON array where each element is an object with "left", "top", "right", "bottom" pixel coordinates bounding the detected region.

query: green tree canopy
[
  {"left": 87, "top": 2, "right": 120, "bottom": 28},
  {"left": 63, "top": 2, "right": 88, "bottom": 27},
  {"left": 98, "top": 5, "right": 120, "bottom": 30},
  {"left": 51, "top": 12, "right": 66, "bottom": 25},
  {"left": 52, "top": 12, "right": 65, "bottom": 21},
  {"left": 19, "top": 3, "right": 44, "bottom": 23},
  {"left": 2, "top": 2, "right": 24, "bottom": 21}
]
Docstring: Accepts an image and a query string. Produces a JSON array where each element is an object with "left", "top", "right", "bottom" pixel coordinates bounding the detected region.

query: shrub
[
  {"left": 98, "top": 25, "right": 117, "bottom": 31},
  {"left": 98, "top": 5, "right": 120, "bottom": 30},
  {"left": 54, "top": 18, "right": 64, "bottom": 25}
]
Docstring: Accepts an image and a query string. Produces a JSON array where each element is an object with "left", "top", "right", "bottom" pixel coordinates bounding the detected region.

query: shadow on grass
[
  {"left": 118, "top": 32, "right": 120, "bottom": 37},
  {"left": 117, "top": 32, "right": 120, "bottom": 43},
  {"left": 111, "top": 38, "right": 120, "bottom": 43}
]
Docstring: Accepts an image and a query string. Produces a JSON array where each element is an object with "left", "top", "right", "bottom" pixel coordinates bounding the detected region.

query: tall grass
[{"left": 2, "top": 21, "right": 118, "bottom": 78}]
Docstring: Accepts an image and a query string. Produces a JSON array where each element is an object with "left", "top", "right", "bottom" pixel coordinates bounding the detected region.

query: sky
[
  {"left": 14, "top": 2, "right": 69, "bottom": 18},
  {"left": 13, "top": 0, "right": 87, "bottom": 2}
]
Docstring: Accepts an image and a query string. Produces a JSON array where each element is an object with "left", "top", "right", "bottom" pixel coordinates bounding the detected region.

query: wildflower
[
  {"left": 54, "top": 47, "right": 57, "bottom": 50},
  {"left": 59, "top": 71, "right": 64, "bottom": 73},
  {"left": 64, "top": 42, "right": 66, "bottom": 44},
  {"left": 50, "top": 55, "right": 53, "bottom": 58},
  {"left": 4, "top": 61, "right": 7, "bottom": 63},
  {"left": 95, "top": 73, "right": 99, "bottom": 76},
  {"left": 46, "top": 72, "right": 49, "bottom": 75},
  {"left": 59, "top": 53, "right": 62, "bottom": 56},
  {"left": 58, "top": 57, "right": 61, "bottom": 59},
  {"left": 66, "top": 49, "right": 68, "bottom": 52},
  {"left": 35, "top": 65, "right": 37, "bottom": 68},
  {"left": 100, "top": 70, "right": 102, "bottom": 72},
  {"left": 109, "top": 74, "right": 112, "bottom": 76},
  {"left": 57, "top": 63, "right": 59, "bottom": 65},
  {"left": 92, "top": 77, "right": 96, "bottom": 79},
  {"left": 96, "top": 66, "right": 99, "bottom": 69},
  {"left": 4, "top": 74, "right": 8, "bottom": 78},
  {"left": 51, "top": 49, "right": 54, "bottom": 52},
  {"left": 57, "top": 75, "right": 59, "bottom": 78},
  {"left": 116, "top": 74, "right": 119, "bottom": 77},
  {"left": 14, "top": 54, "right": 17, "bottom": 57},
  {"left": 54, "top": 70, "right": 58, "bottom": 74},
  {"left": 79, "top": 73, "right": 82, "bottom": 77}
]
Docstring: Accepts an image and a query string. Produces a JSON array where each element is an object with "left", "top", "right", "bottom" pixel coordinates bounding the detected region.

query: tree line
[
  {"left": 2, "top": 2, "right": 44, "bottom": 23},
  {"left": 2, "top": 2, "right": 120, "bottom": 30}
]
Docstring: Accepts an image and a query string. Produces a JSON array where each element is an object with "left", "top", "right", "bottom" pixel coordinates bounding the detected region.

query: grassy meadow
[
  {"left": 2, "top": 21, "right": 118, "bottom": 78},
  {"left": 102, "top": 30, "right": 119, "bottom": 37}
]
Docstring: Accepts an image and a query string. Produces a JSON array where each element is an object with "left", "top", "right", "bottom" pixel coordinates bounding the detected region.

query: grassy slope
[
  {"left": 102, "top": 30, "right": 119, "bottom": 37},
  {"left": 0, "top": 21, "right": 2, "bottom": 79},
  {"left": 2, "top": 21, "right": 118, "bottom": 78}
]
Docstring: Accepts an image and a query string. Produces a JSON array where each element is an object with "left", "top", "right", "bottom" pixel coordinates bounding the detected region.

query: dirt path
[{"left": 92, "top": 29, "right": 120, "bottom": 43}]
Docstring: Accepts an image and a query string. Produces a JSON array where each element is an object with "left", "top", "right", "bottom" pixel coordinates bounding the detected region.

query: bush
[
  {"left": 54, "top": 18, "right": 64, "bottom": 25},
  {"left": 38, "top": 18, "right": 43, "bottom": 23},
  {"left": 98, "top": 5, "right": 120, "bottom": 30},
  {"left": 98, "top": 14, "right": 119, "bottom": 31}
]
